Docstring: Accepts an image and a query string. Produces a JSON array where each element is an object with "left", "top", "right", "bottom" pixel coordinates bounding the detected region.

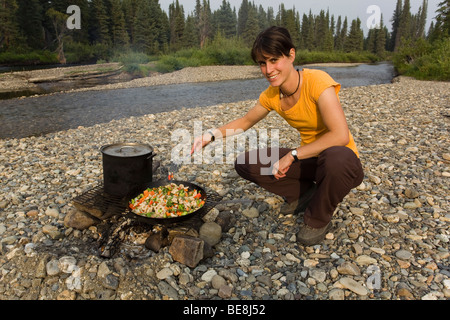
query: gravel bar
[{"left": 0, "top": 65, "right": 449, "bottom": 301}]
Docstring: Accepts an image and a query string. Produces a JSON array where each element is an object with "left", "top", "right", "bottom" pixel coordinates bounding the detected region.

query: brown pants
[{"left": 234, "top": 146, "right": 364, "bottom": 228}]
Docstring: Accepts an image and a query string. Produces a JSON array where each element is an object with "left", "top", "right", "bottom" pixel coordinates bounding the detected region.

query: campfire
[
  {"left": 66, "top": 143, "right": 230, "bottom": 267},
  {"left": 70, "top": 166, "right": 223, "bottom": 268}
]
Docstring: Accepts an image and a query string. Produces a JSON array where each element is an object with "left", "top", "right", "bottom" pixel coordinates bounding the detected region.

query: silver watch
[{"left": 291, "top": 149, "right": 299, "bottom": 162}]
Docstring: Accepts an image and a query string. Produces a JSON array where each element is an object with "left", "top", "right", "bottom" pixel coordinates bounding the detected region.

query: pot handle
[
  {"left": 118, "top": 146, "right": 137, "bottom": 153},
  {"left": 147, "top": 152, "right": 157, "bottom": 160}
]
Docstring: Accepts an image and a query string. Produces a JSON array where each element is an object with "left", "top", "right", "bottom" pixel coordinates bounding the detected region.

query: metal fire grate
[
  {"left": 72, "top": 182, "right": 128, "bottom": 220},
  {"left": 72, "top": 181, "right": 223, "bottom": 224}
]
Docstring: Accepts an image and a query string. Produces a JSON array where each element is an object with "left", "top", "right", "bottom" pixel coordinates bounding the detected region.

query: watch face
[{"left": 291, "top": 150, "right": 298, "bottom": 161}]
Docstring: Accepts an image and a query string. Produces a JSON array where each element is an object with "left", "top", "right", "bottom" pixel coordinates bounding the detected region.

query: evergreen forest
[{"left": 0, "top": 0, "right": 448, "bottom": 80}]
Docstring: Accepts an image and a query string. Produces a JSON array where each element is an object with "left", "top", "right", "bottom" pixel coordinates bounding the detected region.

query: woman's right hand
[{"left": 190, "top": 134, "right": 212, "bottom": 155}]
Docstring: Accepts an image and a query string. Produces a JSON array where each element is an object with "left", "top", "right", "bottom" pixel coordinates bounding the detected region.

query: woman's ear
[{"left": 289, "top": 48, "right": 296, "bottom": 62}]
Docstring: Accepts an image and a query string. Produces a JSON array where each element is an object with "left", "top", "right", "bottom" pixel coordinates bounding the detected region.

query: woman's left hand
[{"left": 272, "top": 154, "right": 293, "bottom": 179}]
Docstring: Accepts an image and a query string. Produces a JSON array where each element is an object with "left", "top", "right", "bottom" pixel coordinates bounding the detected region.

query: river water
[{"left": 0, "top": 62, "right": 395, "bottom": 139}]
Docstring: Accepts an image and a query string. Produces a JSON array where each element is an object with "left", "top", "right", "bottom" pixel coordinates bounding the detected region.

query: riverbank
[
  {"left": 0, "top": 63, "right": 263, "bottom": 96},
  {"left": 0, "top": 63, "right": 124, "bottom": 92},
  {"left": 0, "top": 68, "right": 449, "bottom": 301},
  {"left": 0, "top": 62, "right": 369, "bottom": 98}
]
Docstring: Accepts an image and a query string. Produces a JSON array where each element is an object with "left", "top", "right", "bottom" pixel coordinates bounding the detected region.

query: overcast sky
[{"left": 159, "top": 0, "right": 441, "bottom": 34}]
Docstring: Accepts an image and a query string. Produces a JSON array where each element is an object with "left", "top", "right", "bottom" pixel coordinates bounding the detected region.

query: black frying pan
[{"left": 126, "top": 180, "right": 207, "bottom": 225}]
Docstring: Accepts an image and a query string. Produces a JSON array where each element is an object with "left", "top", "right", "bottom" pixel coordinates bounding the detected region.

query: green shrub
[
  {"left": 295, "top": 50, "right": 379, "bottom": 65},
  {"left": 107, "top": 50, "right": 157, "bottom": 76},
  {"left": 393, "top": 38, "right": 450, "bottom": 81},
  {"left": 202, "top": 35, "right": 253, "bottom": 65},
  {"left": 65, "top": 42, "right": 95, "bottom": 63},
  {"left": 113, "top": 51, "right": 151, "bottom": 65},
  {"left": 123, "top": 63, "right": 151, "bottom": 77},
  {"left": 155, "top": 55, "right": 198, "bottom": 73},
  {"left": 0, "top": 50, "right": 58, "bottom": 65},
  {"left": 393, "top": 37, "right": 450, "bottom": 81},
  {"left": 154, "top": 35, "right": 253, "bottom": 73}
]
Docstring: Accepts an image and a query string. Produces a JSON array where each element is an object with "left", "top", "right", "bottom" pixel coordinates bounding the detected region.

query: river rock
[
  {"left": 211, "top": 275, "right": 227, "bottom": 289},
  {"left": 309, "top": 268, "right": 327, "bottom": 283},
  {"left": 45, "top": 205, "right": 60, "bottom": 218},
  {"left": 156, "top": 267, "right": 173, "bottom": 280},
  {"left": 218, "top": 284, "right": 233, "bottom": 298},
  {"left": 242, "top": 207, "right": 259, "bottom": 218},
  {"left": 339, "top": 277, "right": 368, "bottom": 296},
  {"left": 46, "top": 259, "right": 60, "bottom": 276},
  {"left": 201, "top": 269, "right": 218, "bottom": 282},
  {"left": 337, "top": 262, "right": 361, "bottom": 276},
  {"left": 395, "top": 249, "right": 413, "bottom": 260},
  {"left": 199, "top": 222, "right": 222, "bottom": 246},
  {"left": 355, "top": 255, "right": 377, "bottom": 266},
  {"left": 42, "top": 225, "right": 62, "bottom": 239},
  {"left": 169, "top": 235, "right": 204, "bottom": 268},
  {"left": 329, "top": 288, "right": 345, "bottom": 300},
  {"left": 64, "top": 208, "right": 99, "bottom": 230}
]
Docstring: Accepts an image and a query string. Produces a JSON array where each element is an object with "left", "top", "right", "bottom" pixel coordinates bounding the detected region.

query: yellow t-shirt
[{"left": 259, "top": 68, "right": 359, "bottom": 157}]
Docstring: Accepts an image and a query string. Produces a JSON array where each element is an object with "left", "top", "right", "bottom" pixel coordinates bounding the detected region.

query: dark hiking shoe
[
  {"left": 296, "top": 222, "right": 332, "bottom": 246},
  {"left": 280, "top": 184, "right": 317, "bottom": 215}
]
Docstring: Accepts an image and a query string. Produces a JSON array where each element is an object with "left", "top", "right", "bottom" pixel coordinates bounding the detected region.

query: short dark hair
[{"left": 251, "top": 26, "right": 296, "bottom": 63}]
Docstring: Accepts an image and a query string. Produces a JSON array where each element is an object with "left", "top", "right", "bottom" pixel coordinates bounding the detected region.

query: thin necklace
[{"left": 280, "top": 69, "right": 300, "bottom": 98}]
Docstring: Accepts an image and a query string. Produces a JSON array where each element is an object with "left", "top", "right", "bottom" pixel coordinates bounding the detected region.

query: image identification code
[{"left": 183, "top": 304, "right": 266, "bottom": 317}]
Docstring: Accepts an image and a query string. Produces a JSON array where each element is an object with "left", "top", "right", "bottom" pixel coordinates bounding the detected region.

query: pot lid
[{"left": 101, "top": 143, "right": 153, "bottom": 157}]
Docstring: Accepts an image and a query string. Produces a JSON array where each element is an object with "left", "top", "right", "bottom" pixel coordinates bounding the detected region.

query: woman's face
[{"left": 256, "top": 48, "right": 295, "bottom": 87}]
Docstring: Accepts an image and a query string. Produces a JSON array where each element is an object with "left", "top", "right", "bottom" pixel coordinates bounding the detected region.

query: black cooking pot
[{"left": 100, "top": 143, "right": 156, "bottom": 198}]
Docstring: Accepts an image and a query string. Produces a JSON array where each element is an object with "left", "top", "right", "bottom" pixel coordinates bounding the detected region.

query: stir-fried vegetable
[{"left": 129, "top": 183, "right": 205, "bottom": 218}]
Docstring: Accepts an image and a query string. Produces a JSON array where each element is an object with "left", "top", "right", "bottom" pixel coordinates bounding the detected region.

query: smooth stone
[
  {"left": 339, "top": 277, "right": 368, "bottom": 296},
  {"left": 395, "top": 249, "right": 413, "bottom": 260}
]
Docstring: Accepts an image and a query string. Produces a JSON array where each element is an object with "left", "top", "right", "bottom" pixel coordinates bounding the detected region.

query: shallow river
[{"left": 0, "top": 62, "right": 395, "bottom": 139}]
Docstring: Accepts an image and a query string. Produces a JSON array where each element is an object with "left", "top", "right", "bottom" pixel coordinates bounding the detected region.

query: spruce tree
[
  {"left": 16, "top": 0, "right": 44, "bottom": 49},
  {"left": 375, "top": 15, "right": 387, "bottom": 57},
  {"left": 284, "top": 7, "right": 301, "bottom": 47},
  {"left": 345, "top": 18, "right": 363, "bottom": 52},
  {"left": 0, "top": 0, "right": 21, "bottom": 50},
  {"left": 366, "top": 28, "right": 376, "bottom": 53},
  {"left": 276, "top": 3, "right": 286, "bottom": 26},
  {"left": 415, "top": 0, "right": 428, "bottom": 39},
  {"left": 183, "top": 13, "right": 199, "bottom": 48},
  {"left": 436, "top": 0, "right": 450, "bottom": 36},
  {"left": 390, "top": 0, "right": 403, "bottom": 51},
  {"left": 266, "top": 6, "right": 275, "bottom": 26},
  {"left": 150, "top": 0, "right": 170, "bottom": 53},
  {"left": 340, "top": 17, "right": 348, "bottom": 51},
  {"left": 429, "top": 0, "right": 450, "bottom": 40},
  {"left": 195, "top": 0, "right": 212, "bottom": 48},
  {"left": 395, "top": 0, "right": 412, "bottom": 50},
  {"left": 110, "top": 0, "right": 129, "bottom": 48},
  {"left": 334, "top": 16, "right": 342, "bottom": 50},
  {"left": 237, "top": 0, "right": 249, "bottom": 37},
  {"left": 242, "top": 2, "right": 259, "bottom": 44},
  {"left": 133, "top": 0, "right": 152, "bottom": 52},
  {"left": 169, "top": 0, "right": 185, "bottom": 50},
  {"left": 323, "top": 10, "right": 334, "bottom": 51},
  {"left": 300, "top": 11, "right": 314, "bottom": 51},
  {"left": 89, "top": 0, "right": 111, "bottom": 45},
  {"left": 122, "top": 0, "right": 138, "bottom": 44},
  {"left": 257, "top": 4, "right": 268, "bottom": 32},
  {"left": 213, "top": 0, "right": 237, "bottom": 38}
]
